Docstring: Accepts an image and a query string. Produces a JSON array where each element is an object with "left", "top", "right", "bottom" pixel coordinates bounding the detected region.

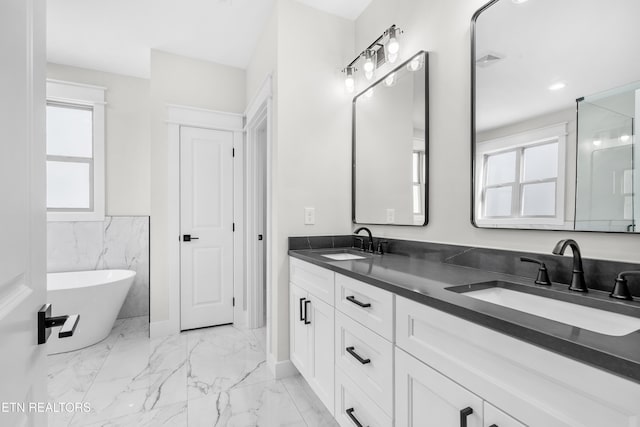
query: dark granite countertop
[{"left": 289, "top": 248, "right": 640, "bottom": 384}]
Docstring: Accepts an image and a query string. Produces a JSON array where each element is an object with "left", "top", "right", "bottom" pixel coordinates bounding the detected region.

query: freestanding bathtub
[{"left": 46, "top": 269, "right": 136, "bottom": 354}]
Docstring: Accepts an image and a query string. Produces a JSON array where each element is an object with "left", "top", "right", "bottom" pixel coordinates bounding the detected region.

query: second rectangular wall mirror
[
  {"left": 353, "top": 51, "right": 429, "bottom": 226},
  {"left": 472, "top": 0, "right": 640, "bottom": 233}
]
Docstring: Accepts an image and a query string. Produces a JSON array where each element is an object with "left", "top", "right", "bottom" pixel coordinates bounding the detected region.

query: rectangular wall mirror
[
  {"left": 353, "top": 51, "right": 429, "bottom": 226},
  {"left": 472, "top": 0, "right": 640, "bottom": 232}
]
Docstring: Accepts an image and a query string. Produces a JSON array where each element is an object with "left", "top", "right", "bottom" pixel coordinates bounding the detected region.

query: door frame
[
  {"left": 245, "top": 75, "right": 273, "bottom": 333},
  {"left": 166, "top": 105, "right": 245, "bottom": 334}
]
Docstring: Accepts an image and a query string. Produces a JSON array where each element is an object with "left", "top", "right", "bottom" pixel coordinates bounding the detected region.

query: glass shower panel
[{"left": 575, "top": 98, "right": 635, "bottom": 232}]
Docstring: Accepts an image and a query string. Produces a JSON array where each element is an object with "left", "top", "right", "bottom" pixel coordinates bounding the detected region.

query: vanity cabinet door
[
  {"left": 396, "top": 347, "right": 483, "bottom": 427},
  {"left": 484, "top": 402, "right": 526, "bottom": 427},
  {"left": 306, "top": 294, "right": 335, "bottom": 416},
  {"left": 290, "top": 283, "right": 309, "bottom": 377}
]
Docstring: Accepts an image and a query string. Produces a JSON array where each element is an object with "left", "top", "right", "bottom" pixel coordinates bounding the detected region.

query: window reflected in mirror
[{"left": 472, "top": 0, "right": 639, "bottom": 232}]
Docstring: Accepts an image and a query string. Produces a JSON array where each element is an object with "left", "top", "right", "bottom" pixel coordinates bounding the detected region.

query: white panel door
[
  {"left": 396, "top": 347, "right": 483, "bottom": 427},
  {"left": 290, "top": 284, "right": 309, "bottom": 376},
  {"left": 180, "top": 127, "right": 234, "bottom": 330},
  {"left": 0, "top": 0, "right": 47, "bottom": 426},
  {"left": 306, "top": 295, "right": 335, "bottom": 415}
]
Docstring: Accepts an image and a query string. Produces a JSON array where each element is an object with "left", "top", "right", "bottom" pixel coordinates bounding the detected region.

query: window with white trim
[
  {"left": 412, "top": 150, "right": 426, "bottom": 215},
  {"left": 46, "top": 80, "right": 105, "bottom": 221},
  {"left": 475, "top": 123, "right": 567, "bottom": 227}
]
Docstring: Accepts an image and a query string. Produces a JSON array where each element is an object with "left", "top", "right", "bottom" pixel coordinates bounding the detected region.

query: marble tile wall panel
[
  {"left": 47, "top": 221, "right": 105, "bottom": 272},
  {"left": 102, "top": 217, "right": 150, "bottom": 319},
  {"left": 47, "top": 216, "right": 149, "bottom": 319}
]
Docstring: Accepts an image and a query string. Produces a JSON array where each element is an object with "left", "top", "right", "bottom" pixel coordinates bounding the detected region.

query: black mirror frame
[
  {"left": 352, "top": 50, "right": 430, "bottom": 227},
  {"left": 470, "top": 0, "right": 631, "bottom": 234}
]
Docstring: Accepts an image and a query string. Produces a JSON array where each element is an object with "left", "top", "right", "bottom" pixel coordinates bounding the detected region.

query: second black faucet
[{"left": 552, "top": 239, "right": 588, "bottom": 292}]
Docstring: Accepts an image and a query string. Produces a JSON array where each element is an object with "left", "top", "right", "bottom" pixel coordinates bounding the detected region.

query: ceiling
[
  {"left": 475, "top": 0, "right": 640, "bottom": 132},
  {"left": 47, "top": 0, "right": 371, "bottom": 79},
  {"left": 295, "top": 0, "right": 372, "bottom": 20}
]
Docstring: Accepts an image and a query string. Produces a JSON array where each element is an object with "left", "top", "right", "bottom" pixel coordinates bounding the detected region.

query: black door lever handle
[
  {"left": 183, "top": 234, "right": 199, "bottom": 242},
  {"left": 38, "top": 304, "right": 80, "bottom": 344}
]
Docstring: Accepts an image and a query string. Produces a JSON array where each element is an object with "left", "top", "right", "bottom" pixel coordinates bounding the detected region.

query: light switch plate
[{"left": 304, "top": 207, "right": 315, "bottom": 225}]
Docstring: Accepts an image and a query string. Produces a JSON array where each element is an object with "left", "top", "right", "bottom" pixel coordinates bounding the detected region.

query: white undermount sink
[
  {"left": 465, "top": 287, "right": 640, "bottom": 336},
  {"left": 321, "top": 253, "right": 367, "bottom": 261}
]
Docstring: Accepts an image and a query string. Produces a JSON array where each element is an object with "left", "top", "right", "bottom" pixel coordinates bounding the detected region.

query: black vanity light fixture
[{"left": 341, "top": 24, "right": 403, "bottom": 93}]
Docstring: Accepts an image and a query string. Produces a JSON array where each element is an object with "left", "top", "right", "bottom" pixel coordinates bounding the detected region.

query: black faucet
[
  {"left": 353, "top": 227, "right": 374, "bottom": 253},
  {"left": 552, "top": 239, "right": 588, "bottom": 292},
  {"left": 610, "top": 271, "right": 639, "bottom": 301}
]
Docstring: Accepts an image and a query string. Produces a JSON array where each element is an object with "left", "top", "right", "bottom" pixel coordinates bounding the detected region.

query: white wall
[
  {"left": 149, "top": 50, "right": 246, "bottom": 322},
  {"left": 245, "top": 0, "right": 354, "bottom": 362},
  {"left": 46, "top": 63, "right": 150, "bottom": 215},
  {"left": 354, "top": 0, "right": 640, "bottom": 263}
]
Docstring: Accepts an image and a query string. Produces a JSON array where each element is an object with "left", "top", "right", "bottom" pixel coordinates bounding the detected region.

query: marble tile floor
[{"left": 47, "top": 316, "right": 338, "bottom": 427}]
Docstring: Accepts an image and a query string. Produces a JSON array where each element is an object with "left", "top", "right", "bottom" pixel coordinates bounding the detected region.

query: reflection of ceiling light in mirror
[
  {"left": 407, "top": 57, "right": 423, "bottom": 71},
  {"left": 384, "top": 73, "right": 396, "bottom": 87},
  {"left": 593, "top": 139, "right": 602, "bottom": 146},
  {"left": 365, "top": 88, "right": 374, "bottom": 98},
  {"left": 620, "top": 134, "right": 631, "bottom": 142},
  {"left": 512, "top": 0, "right": 528, "bottom": 4},
  {"left": 548, "top": 82, "right": 566, "bottom": 91}
]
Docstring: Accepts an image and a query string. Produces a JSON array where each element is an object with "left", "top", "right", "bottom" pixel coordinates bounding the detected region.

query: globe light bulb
[
  {"left": 386, "top": 27, "right": 400, "bottom": 64},
  {"left": 344, "top": 67, "right": 355, "bottom": 93},
  {"left": 363, "top": 50, "right": 375, "bottom": 80},
  {"left": 387, "top": 37, "right": 399, "bottom": 54}
]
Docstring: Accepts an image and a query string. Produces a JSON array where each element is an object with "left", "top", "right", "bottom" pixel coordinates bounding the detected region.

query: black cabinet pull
[
  {"left": 299, "top": 298, "right": 306, "bottom": 322},
  {"left": 346, "top": 346, "right": 371, "bottom": 364},
  {"left": 346, "top": 408, "right": 366, "bottom": 427},
  {"left": 304, "top": 300, "right": 311, "bottom": 324},
  {"left": 346, "top": 295, "right": 371, "bottom": 308},
  {"left": 460, "top": 407, "right": 473, "bottom": 427}
]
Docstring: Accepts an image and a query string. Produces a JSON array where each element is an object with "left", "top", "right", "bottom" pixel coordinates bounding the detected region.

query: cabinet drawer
[
  {"left": 396, "top": 347, "right": 483, "bottom": 427},
  {"left": 334, "top": 366, "right": 392, "bottom": 427},
  {"left": 335, "top": 273, "right": 393, "bottom": 341},
  {"left": 484, "top": 402, "right": 526, "bottom": 427},
  {"left": 335, "top": 311, "right": 393, "bottom": 416},
  {"left": 289, "top": 257, "right": 334, "bottom": 305}
]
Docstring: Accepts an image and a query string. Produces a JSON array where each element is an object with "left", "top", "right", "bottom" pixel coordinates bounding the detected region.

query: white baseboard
[
  {"left": 150, "top": 319, "right": 178, "bottom": 338},
  {"left": 268, "top": 354, "right": 298, "bottom": 379}
]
